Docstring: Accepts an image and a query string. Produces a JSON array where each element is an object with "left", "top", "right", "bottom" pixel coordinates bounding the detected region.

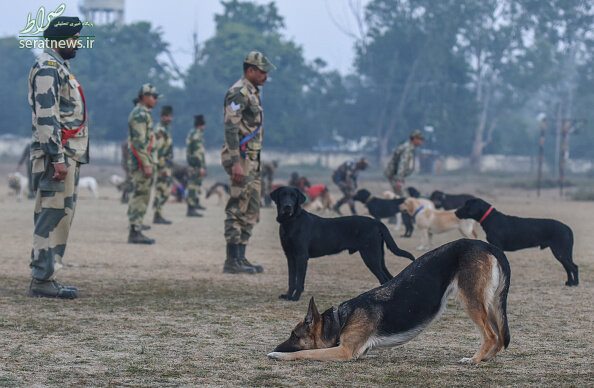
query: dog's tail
[
  {"left": 380, "top": 223, "right": 415, "bottom": 261},
  {"left": 488, "top": 244, "right": 511, "bottom": 349}
]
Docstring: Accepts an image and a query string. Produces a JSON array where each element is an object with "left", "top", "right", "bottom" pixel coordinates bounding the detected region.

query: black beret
[
  {"left": 194, "top": 115, "right": 205, "bottom": 127},
  {"left": 161, "top": 106, "right": 173, "bottom": 116},
  {"left": 43, "top": 16, "right": 83, "bottom": 40}
]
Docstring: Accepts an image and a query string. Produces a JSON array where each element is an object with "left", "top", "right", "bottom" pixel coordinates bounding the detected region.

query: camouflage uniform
[
  {"left": 152, "top": 120, "right": 173, "bottom": 217},
  {"left": 127, "top": 102, "right": 155, "bottom": 228},
  {"left": 28, "top": 48, "right": 89, "bottom": 281},
  {"left": 186, "top": 126, "right": 205, "bottom": 209},
  {"left": 384, "top": 140, "right": 416, "bottom": 196},
  {"left": 332, "top": 160, "right": 362, "bottom": 214}
]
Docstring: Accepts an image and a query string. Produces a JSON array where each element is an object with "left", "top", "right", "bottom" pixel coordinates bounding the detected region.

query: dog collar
[
  {"left": 479, "top": 206, "right": 494, "bottom": 224},
  {"left": 412, "top": 205, "right": 424, "bottom": 218}
]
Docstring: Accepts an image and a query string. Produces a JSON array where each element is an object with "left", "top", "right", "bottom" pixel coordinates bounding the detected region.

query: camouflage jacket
[
  {"left": 332, "top": 160, "right": 360, "bottom": 187},
  {"left": 28, "top": 48, "right": 89, "bottom": 164},
  {"left": 221, "top": 76, "right": 263, "bottom": 166},
  {"left": 128, "top": 103, "right": 155, "bottom": 171},
  {"left": 186, "top": 127, "right": 205, "bottom": 169},
  {"left": 384, "top": 140, "right": 416, "bottom": 181},
  {"left": 152, "top": 121, "right": 173, "bottom": 169}
]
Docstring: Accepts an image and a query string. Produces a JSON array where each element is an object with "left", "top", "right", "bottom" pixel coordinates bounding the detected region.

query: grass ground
[{"left": 0, "top": 163, "right": 592, "bottom": 386}]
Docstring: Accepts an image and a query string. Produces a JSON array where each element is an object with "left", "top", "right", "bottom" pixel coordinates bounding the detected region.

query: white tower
[{"left": 79, "top": 0, "right": 125, "bottom": 25}]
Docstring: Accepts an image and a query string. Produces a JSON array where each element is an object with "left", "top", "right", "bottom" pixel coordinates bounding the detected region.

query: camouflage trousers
[
  {"left": 30, "top": 155, "right": 80, "bottom": 280},
  {"left": 186, "top": 167, "right": 203, "bottom": 208},
  {"left": 224, "top": 156, "right": 261, "bottom": 244},
  {"left": 387, "top": 176, "right": 404, "bottom": 196},
  {"left": 152, "top": 166, "right": 172, "bottom": 215},
  {"left": 128, "top": 169, "right": 154, "bottom": 227}
]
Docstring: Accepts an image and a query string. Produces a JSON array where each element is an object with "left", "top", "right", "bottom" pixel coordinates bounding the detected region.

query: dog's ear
[
  {"left": 296, "top": 188, "right": 306, "bottom": 205},
  {"left": 407, "top": 198, "right": 416, "bottom": 215},
  {"left": 305, "top": 296, "right": 321, "bottom": 327},
  {"left": 270, "top": 187, "right": 281, "bottom": 204}
]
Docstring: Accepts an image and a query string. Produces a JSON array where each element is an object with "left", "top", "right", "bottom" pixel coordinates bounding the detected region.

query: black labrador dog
[
  {"left": 455, "top": 198, "right": 578, "bottom": 286},
  {"left": 352, "top": 189, "right": 414, "bottom": 237},
  {"left": 430, "top": 190, "right": 475, "bottom": 210},
  {"left": 271, "top": 186, "right": 415, "bottom": 301}
]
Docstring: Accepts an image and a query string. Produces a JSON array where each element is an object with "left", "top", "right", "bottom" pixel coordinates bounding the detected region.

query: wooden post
[{"left": 559, "top": 120, "right": 570, "bottom": 196}]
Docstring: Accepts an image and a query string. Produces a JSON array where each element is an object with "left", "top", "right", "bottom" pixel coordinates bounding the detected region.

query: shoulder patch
[
  {"left": 45, "top": 60, "right": 57, "bottom": 67},
  {"left": 240, "top": 87, "right": 249, "bottom": 97}
]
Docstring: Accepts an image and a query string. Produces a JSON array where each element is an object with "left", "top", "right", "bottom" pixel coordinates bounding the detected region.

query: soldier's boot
[
  {"left": 238, "top": 244, "right": 263, "bottom": 273},
  {"left": 153, "top": 212, "right": 172, "bottom": 225},
  {"left": 196, "top": 199, "right": 206, "bottom": 211},
  {"left": 223, "top": 244, "right": 256, "bottom": 274},
  {"left": 332, "top": 198, "right": 345, "bottom": 215},
  {"left": 128, "top": 225, "right": 155, "bottom": 244},
  {"left": 29, "top": 278, "right": 78, "bottom": 299},
  {"left": 187, "top": 205, "right": 203, "bottom": 217},
  {"left": 140, "top": 225, "right": 151, "bottom": 231}
]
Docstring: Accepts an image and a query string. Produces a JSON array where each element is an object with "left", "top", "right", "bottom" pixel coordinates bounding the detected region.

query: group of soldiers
[
  {"left": 25, "top": 15, "right": 424, "bottom": 298},
  {"left": 124, "top": 84, "right": 208, "bottom": 245}
]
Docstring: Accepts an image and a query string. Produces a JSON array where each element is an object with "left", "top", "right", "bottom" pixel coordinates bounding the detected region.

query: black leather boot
[
  {"left": 187, "top": 206, "right": 203, "bottom": 217},
  {"left": 223, "top": 244, "right": 256, "bottom": 274},
  {"left": 238, "top": 244, "right": 263, "bottom": 273},
  {"left": 128, "top": 225, "right": 155, "bottom": 244},
  {"left": 153, "top": 212, "right": 172, "bottom": 224}
]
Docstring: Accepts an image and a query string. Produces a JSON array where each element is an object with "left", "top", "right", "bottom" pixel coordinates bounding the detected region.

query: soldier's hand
[
  {"left": 52, "top": 162, "right": 68, "bottom": 181},
  {"left": 143, "top": 165, "right": 153, "bottom": 179},
  {"left": 200, "top": 168, "right": 207, "bottom": 177},
  {"left": 394, "top": 181, "right": 403, "bottom": 192},
  {"left": 231, "top": 162, "right": 243, "bottom": 185}
]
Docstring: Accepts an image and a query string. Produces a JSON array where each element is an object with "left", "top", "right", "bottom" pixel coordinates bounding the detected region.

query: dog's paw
[
  {"left": 458, "top": 357, "right": 479, "bottom": 365},
  {"left": 267, "top": 352, "right": 283, "bottom": 360}
]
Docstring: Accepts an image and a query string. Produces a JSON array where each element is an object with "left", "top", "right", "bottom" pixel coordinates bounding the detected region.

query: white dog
[
  {"left": 8, "top": 172, "right": 28, "bottom": 200},
  {"left": 79, "top": 176, "right": 99, "bottom": 198},
  {"left": 400, "top": 197, "right": 477, "bottom": 250},
  {"left": 109, "top": 174, "right": 125, "bottom": 186}
]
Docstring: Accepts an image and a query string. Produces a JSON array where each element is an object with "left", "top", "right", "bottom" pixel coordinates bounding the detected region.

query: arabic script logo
[{"left": 20, "top": 3, "right": 66, "bottom": 35}]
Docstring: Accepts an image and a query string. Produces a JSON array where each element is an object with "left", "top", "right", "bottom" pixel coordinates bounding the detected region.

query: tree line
[{"left": 1, "top": 0, "right": 593, "bottom": 167}]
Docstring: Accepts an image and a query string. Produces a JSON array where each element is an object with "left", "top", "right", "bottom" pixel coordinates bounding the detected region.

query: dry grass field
[{"left": 0, "top": 164, "right": 592, "bottom": 387}]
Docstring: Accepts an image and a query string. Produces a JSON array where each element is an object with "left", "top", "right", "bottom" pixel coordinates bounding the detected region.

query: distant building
[{"left": 79, "top": 0, "right": 124, "bottom": 25}]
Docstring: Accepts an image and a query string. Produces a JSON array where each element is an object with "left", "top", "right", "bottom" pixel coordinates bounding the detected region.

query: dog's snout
[{"left": 282, "top": 204, "right": 293, "bottom": 215}]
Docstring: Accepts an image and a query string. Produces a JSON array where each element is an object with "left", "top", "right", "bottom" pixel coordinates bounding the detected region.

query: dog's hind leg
[
  {"left": 360, "top": 246, "right": 391, "bottom": 284},
  {"left": 550, "top": 244, "right": 579, "bottom": 286},
  {"left": 457, "top": 254, "right": 502, "bottom": 364}
]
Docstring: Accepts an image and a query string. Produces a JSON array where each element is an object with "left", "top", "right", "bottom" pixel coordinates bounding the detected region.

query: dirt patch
[{"left": 0, "top": 168, "right": 592, "bottom": 386}]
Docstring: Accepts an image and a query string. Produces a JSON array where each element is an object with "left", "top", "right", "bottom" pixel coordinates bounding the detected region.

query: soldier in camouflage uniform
[
  {"left": 332, "top": 158, "right": 369, "bottom": 215},
  {"left": 127, "top": 84, "right": 161, "bottom": 244},
  {"left": 27, "top": 17, "right": 86, "bottom": 299},
  {"left": 221, "top": 51, "right": 276, "bottom": 274},
  {"left": 152, "top": 105, "right": 174, "bottom": 224},
  {"left": 186, "top": 114, "right": 207, "bottom": 217},
  {"left": 384, "top": 130, "right": 425, "bottom": 196}
]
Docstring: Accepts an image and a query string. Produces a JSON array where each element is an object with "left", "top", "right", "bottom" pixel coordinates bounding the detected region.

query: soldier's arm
[
  {"left": 395, "top": 146, "right": 411, "bottom": 181},
  {"left": 129, "top": 112, "right": 152, "bottom": 169},
  {"left": 223, "top": 89, "right": 248, "bottom": 164},
  {"left": 186, "top": 132, "right": 201, "bottom": 168},
  {"left": 165, "top": 136, "right": 173, "bottom": 167},
  {"left": 32, "top": 66, "right": 65, "bottom": 163}
]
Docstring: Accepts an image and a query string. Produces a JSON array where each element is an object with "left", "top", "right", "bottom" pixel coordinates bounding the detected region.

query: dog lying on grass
[
  {"left": 456, "top": 198, "right": 578, "bottom": 286},
  {"left": 270, "top": 186, "right": 414, "bottom": 301},
  {"left": 268, "top": 239, "right": 511, "bottom": 363}
]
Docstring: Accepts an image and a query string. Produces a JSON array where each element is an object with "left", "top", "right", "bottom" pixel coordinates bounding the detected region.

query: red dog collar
[{"left": 479, "top": 206, "right": 494, "bottom": 224}]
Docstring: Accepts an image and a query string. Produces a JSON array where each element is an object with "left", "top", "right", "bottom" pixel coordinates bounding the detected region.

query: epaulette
[{"left": 239, "top": 87, "right": 249, "bottom": 97}]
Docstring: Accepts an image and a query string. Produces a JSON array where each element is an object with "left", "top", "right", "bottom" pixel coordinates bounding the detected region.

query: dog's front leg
[
  {"left": 268, "top": 345, "right": 354, "bottom": 361},
  {"left": 279, "top": 253, "right": 297, "bottom": 300},
  {"left": 290, "top": 254, "right": 309, "bottom": 301}
]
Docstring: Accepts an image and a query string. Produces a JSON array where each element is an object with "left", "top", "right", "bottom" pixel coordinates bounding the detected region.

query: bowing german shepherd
[{"left": 268, "top": 239, "right": 511, "bottom": 363}]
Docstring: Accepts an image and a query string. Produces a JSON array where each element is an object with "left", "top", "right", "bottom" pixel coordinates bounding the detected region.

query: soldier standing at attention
[
  {"left": 152, "top": 105, "right": 174, "bottom": 224},
  {"left": 332, "top": 158, "right": 369, "bottom": 215},
  {"left": 384, "top": 130, "right": 425, "bottom": 196},
  {"left": 127, "top": 84, "right": 160, "bottom": 244},
  {"left": 221, "top": 51, "right": 276, "bottom": 274},
  {"left": 28, "top": 17, "right": 87, "bottom": 298},
  {"left": 186, "top": 114, "right": 207, "bottom": 217}
]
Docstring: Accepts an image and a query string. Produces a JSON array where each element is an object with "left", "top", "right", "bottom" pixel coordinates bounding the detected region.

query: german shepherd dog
[
  {"left": 268, "top": 239, "right": 511, "bottom": 363},
  {"left": 270, "top": 186, "right": 414, "bottom": 301},
  {"left": 456, "top": 198, "right": 578, "bottom": 286}
]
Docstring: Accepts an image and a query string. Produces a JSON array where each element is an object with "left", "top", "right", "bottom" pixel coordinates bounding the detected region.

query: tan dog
[{"left": 400, "top": 197, "right": 477, "bottom": 250}]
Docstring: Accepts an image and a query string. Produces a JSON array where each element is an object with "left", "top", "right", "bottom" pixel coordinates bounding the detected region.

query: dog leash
[
  {"left": 412, "top": 205, "right": 424, "bottom": 218},
  {"left": 478, "top": 206, "right": 494, "bottom": 224}
]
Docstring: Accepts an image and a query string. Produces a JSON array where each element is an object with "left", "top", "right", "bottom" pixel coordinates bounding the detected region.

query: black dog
[
  {"left": 353, "top": 189, "right": 414, "bottom": 237},
  {"left": 455, "top": 198, "right": 578, "bottom": 286},
  {"left": 270, "top": 186, "right": 415, "bottom": 301},
  {"left": 430, "top": 190, "right": 475, "bottom": 210}
]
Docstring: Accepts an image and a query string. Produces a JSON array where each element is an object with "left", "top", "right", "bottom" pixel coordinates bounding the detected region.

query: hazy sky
[{"left": 5, "top": 0, "right": 369, "bottom": 74}]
